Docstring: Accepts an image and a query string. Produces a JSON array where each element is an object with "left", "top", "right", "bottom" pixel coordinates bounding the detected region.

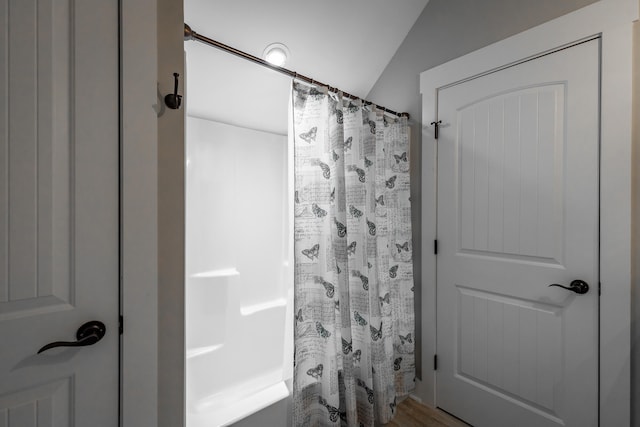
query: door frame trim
[
  {"left": 120, "top": 0, "right": 159, "bottom": 426},
  {"left": 419, "top": 0, "right": 637, "bottom": 425},
  {"left": 120, "top": 0, "right": 186, "bottom": 425}
]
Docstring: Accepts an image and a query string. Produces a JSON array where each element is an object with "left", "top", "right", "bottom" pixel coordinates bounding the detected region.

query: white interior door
[
  {"left": 0, "top": 0, "right": 119, "bottom": 425},
  {"left": 436, "top": 39, "right": 599, "bottom": 427}
]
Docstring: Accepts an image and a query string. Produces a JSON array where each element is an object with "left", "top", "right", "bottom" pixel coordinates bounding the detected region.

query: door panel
[
  {"left": 1, "top": 0, "right": 74, "bottom": 320},
  {"left": 0, "top": 0, "right": 119, "bottom": 425},
  {"left": 458, "top": 84, "right": 564, "bottom": 263},
  {"left": 0, "top": 378, "right": 71, "bottom": 426},
  {"left": 437, "top": 40, "right": 599, "bottom": 427},
  {"left": 457, "top": 287, "right": 562, "bottom": 410}
]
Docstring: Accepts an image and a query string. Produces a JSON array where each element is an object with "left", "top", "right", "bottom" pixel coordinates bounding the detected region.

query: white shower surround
[{"left": 185, "top": 116, "right": 293, "bottom": 426}]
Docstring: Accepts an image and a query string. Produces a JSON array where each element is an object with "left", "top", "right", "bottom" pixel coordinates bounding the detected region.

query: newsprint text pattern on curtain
[{"left": 291, "top": 81, "right": 415, "bottom": 427}]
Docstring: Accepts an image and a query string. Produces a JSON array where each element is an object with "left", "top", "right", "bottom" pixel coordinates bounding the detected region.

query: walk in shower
[
  {"left": 183, "top": 12, "right": 413, "bottom": 425},
  {"left": 185, "top": 115, "right": 293, "bottom": 426}
]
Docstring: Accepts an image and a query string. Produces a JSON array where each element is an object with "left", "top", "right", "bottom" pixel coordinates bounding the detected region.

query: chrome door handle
[
  {"left": 37, "top": 321, "right": 106, "bottom": 354},
  {"left": 548, "top": 280, "right": 589, "bottom": 295}
]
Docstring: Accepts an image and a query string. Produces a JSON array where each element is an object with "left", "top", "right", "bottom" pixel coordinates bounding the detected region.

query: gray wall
[{"left": 366, "top": 0, "right": 597, "bottom": 379}]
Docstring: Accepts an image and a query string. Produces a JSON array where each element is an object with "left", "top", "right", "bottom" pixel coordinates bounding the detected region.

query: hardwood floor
[{"left": 382, "top": 398, "right": 470, "bottom": 427}]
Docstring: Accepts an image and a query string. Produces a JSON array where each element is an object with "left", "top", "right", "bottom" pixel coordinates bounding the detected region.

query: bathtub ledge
[{"left": 189, "top": 380, "right": 289, "bottom": 427}]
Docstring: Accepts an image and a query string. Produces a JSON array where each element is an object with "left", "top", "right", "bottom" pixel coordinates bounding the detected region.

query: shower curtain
[{"left": 291, "top": 81, "right": 415, "bottom": 426}]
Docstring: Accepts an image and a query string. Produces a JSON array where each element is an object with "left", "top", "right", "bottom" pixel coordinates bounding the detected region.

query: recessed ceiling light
[{"left": 263, "top": 43, "right": 289, "bottom": 67}]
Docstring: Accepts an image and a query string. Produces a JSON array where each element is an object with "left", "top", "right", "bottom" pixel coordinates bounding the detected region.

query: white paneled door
[
  {"left": 436, "top": 39, "right": 599, "bottom": 427},
  {"left": 0, "top": 0, "right": 119, "bottom": 425}
]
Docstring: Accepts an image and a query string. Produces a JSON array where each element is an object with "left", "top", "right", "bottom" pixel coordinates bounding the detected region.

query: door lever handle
[
  {"left": 37, "top": 321, "right": 106, "bottom": 354},
  {"left": 548, "top": 280, "right": 589, "bottom": 295}
]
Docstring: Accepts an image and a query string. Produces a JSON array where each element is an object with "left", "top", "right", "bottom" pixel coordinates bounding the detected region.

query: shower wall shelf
[
  {"left": 240, "top": 298, "right": 287, "bottom": 316},
  {"left": 187, "top": 344, "right": 224, "bottom": 360},
  {"left": 190, "top": 268, "right": 240, "bottom": 278}
]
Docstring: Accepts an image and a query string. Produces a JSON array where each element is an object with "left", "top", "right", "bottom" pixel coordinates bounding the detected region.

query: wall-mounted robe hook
[
  {"left": 430, "top": 120, "right": 442, "bottom": 139},
  {"left": 164, "top": 73, "right": 183, "bottom": 109}
]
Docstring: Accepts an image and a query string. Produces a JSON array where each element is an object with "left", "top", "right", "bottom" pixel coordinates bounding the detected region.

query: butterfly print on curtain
[{"left": 292, "top": 81, "right": 414, "bottom": 427}]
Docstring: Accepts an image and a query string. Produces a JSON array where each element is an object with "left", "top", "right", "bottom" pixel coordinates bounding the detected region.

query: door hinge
[
  {"left": 119, "top": 315, "right": 123, "bottom": 335},
  {"left": 430, "top": 120, "right": 442, "bottom": 140},
  {"left": 434, "top": 239, "right": 438, "bottom": 255},
  {"left": 434, "top": 354, "right": 438, "bottom": 371}
]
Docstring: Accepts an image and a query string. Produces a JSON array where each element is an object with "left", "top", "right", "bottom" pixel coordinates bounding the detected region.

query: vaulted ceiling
[{"left": 185, "top": 0, "right": 429, "bottom": 134}]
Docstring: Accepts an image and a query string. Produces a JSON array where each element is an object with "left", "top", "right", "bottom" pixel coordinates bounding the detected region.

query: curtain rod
[{"left": 184, "top": 24, "right": 410, "bottom": 119}]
